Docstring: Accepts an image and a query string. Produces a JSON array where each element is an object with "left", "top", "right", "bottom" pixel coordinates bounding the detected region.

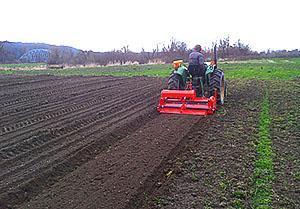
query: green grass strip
[
  {"left": 252, "top": 93, "right": 274, "bottom": 208},
  {"left": 1, "top": 57, "right": 300, "bottom": 80}
]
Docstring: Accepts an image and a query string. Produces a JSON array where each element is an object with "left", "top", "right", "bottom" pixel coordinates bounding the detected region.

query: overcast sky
[{"left": 1, "top": 0, "right": 299, "bottom": 52}]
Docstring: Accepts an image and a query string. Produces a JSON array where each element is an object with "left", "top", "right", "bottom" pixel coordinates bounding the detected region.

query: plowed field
[
  {"left": 0, "top": 74, "right": 299, "bottom": 209},
  {"left": 0, "top": 75, "right": 168, "bottom": 208}
]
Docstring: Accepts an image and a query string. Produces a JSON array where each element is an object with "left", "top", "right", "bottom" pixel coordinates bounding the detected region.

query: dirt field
[
  {"left": 0, "top": 75, "right": 167, "bottom": 208},
  {"left": 0, "top": 75, "right": 299, "bottom": 209},
  {"left": 131, "top": 79, "right": 264, "bottom": 209}
]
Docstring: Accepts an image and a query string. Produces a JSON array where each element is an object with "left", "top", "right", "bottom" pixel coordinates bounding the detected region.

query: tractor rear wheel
[
  {"left": 209, "top": 69, "right": 226, "bottom": 105},
  {"left": 168, "top": 73, "right": 184, "bottom": 90}
]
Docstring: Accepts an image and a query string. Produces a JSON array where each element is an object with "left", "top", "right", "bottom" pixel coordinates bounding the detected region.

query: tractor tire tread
[
  {"left": 168, "top": 74, "right": 180, "bottom": 90},
  {"left": 209, "top": 69, "right": 226, "bottom": 105}
]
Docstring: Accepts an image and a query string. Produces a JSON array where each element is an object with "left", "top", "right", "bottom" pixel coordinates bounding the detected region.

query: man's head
[
  {"left": 194, "top": 45, "right": 202, "bottom": 52},
  {"left": 172, "top": 60, "right": 183, "bottom": 69}
]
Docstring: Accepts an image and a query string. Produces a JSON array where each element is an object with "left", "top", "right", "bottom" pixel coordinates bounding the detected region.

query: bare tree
[
  {"left": 0, "top": 42, "right": 4, "bottom": 63},
  {"left": 48, "top": 47, "right": 61, "bottom": 64}
]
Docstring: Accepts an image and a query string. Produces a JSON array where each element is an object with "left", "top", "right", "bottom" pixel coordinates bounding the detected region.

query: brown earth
[
  {"left": 0, "top": 75, "right": 200, "bottom": 209},
  {"left": 0, "top": 74, "right": 166, "bottom": 208},
  {"left": 0, "top": 75, "right": 298, "bottom": 209},
  {"left": 133, "top": 79, "right": 264, "bottom": 209}
]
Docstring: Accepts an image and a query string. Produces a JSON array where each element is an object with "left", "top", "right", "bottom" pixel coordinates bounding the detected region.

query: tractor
[{"left": 157, "top": 45, "right": 227, "bottom": 116}]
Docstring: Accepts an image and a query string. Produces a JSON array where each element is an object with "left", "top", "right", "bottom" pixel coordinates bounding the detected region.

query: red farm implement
[{"left": 157, "top": 85, "right": 217, "bottom": 116}]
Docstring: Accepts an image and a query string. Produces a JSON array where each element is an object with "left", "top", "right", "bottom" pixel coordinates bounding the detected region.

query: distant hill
[
  {"left": 0, "top": 41, "right": 79, "bottom": 63},
  {"left": 1, "top": 39, "right": 299, "bottom": 65}
]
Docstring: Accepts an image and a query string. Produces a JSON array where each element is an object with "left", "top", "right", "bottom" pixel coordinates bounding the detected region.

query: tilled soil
[
  {"left": 1, "top": 75, "right": 298, "bottom": 209},
  {"left": 135, "top": 79, "right": 264, "bottom": 208},
  {"left": 0, "top": 74, "right": 167, "bottom": 208},
  {"left": 19, "top": 114, "right": 201, "bottom": 209},
  {"left": 0, "top": 75, "right": 202, "bottom": 209}
]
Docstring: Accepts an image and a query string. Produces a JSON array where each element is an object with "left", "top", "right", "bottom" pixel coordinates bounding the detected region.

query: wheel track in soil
[
  {"left": 0, "top": 80, "right": 157, "bottom": 147},
  {"left": 0, "top": 75, "right": 125, "bottom": 103},
  {"left": 14, "top": 111, "right": 200, "bottom": 209},
  {"left": 1, "top": 106, "right": 159, "bottom": 208},
  {"left": 0, "top": 95, "right": 158, "bottom": 196},
  {"left": 0, "top": 96, "right": 158, "bottom": 196},
  {"left": 0, "top": 74, "right": 95, "bottom": 89},
  {"left": 0, "top": 75, "right": 100, "bottom": 97},
  {"left": 0, "top": 75, "right": 39, "bottom": 85},
  {"left": 0, "top": 77, "right": 146, "bottom": 121},
  {"left": 0, "top": 77, "right": 100, "bottom": 112},
  {"left": 0, "top": 75, "right": 164, "bottom": 207},
  {"left": 0, "top": 89, "right": 157, "bottom": 166},
  {"left": 0, "top": 76, "right": 136, "bottom": 124},
  {"left": 0, "top": 76, "right": 130, "bottom": 114},
  {"left": 0, "top": 81, "right": 116, "bottom": 123},
  {"left": 0, "top": 76, "right": 74, "bottom": 99},
  {"left": 0, "top": 75, "right": 66, "bottom": 89},
  {"left": 0, "top": 78, "right": 92, "bottom": 107},
  {"left": 0, "top": 76, "right": 149, "bottom": 131}
]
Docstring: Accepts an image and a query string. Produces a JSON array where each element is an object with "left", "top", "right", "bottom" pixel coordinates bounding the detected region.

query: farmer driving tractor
[
  {"left": 167, "top": 44, "right": 205, "bottom": 96},
  {"left": 188, "top": 44, "right": 205, "bottom": 96},
  {"left": 188, "top": 45, "right": 205, "bottom": 77}
]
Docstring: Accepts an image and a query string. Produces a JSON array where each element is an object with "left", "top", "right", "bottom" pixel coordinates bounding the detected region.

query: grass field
[
  {"left": 1, "top": 58, "right": 299, "bottom": 80},
  {"left": 0, "top": 63, "right": 45, "bottom": 69}
]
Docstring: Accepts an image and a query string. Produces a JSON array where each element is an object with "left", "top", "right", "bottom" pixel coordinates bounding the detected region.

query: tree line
[
  {"left": 45, "top": 37, "right": 300, "bottom": 65},
  {"left": 1, "top": 38, "right": 299, "bottom": 65}
]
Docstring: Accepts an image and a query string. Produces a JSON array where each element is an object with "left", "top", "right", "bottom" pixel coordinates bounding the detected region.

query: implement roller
[{"left": 157, "top": 85, "right": 217, "bottom": 116}]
